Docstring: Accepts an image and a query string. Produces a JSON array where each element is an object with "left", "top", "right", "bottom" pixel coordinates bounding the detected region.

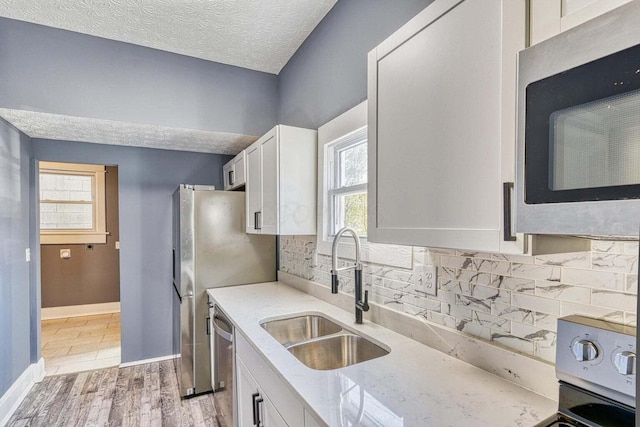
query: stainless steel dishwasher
[{"left": 210, "top": 304, "right": 234, "bottom": 427}]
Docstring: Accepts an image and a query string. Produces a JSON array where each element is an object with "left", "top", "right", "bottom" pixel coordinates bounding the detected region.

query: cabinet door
[
  {"left": 236, "top": 357, "right": 259, "bottom": 427},
  {"left": 260, "top": 130, "right": 279, "bottom": 235},
  {"left": 233, "top": 151, "right": 247, "bottom": 188},
  {"left": 530, "top": 0, "right": 632, "bottom": 45},
  {"left": 246, "top": 143, "right": 262, "bottom": 234},
  {"left": 368, "top": 0, "right": 505, "bottom": 252},
  {"left": 263, "top": 396, "right": 289, "bottom": 427},
  {"left": 223, "top": 161, "right": 234, "bottom": 191}
]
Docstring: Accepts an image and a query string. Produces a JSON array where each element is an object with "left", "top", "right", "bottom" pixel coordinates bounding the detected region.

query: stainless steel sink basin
[
  {"left": 261, "top": 314, "right": 342, "bottom": 346},
  {"left": 287, "top": 334, "right": 389, "bottom": 370}
]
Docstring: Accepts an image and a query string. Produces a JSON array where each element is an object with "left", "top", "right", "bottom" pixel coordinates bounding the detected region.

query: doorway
[{"left": 38, "top": 162, "right": 121, "bottom": 375}]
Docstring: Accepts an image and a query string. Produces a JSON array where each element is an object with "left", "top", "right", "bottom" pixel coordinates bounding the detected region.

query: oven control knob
[
  {"left": 572, "top": 340, "right": 598, "bottom": 361},
  {"left": 614, "top": 351, "right": 636, "bottom": 375}
]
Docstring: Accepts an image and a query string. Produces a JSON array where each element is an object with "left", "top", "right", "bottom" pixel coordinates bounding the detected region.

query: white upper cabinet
[
  {"left": 368, "top": 0, "right": 526, "bottom": 253},
  {"left": 246, "top": 125, "right": 317, "bottom": 235},
  {"left": 222, "top": 150, "right": 246, "bottom": 191},
  {"left": 530, "top": 0, "right": 632, "bottom": 45}
]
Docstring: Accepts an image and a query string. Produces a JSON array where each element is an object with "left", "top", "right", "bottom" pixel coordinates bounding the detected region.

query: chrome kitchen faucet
[{"left": 330, "top": 227, "right": 369, "bottom": 324}]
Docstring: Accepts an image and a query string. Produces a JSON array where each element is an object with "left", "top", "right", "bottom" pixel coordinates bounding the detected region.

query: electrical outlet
[
  {"left": 310, "top": 249, "right": 318, "bottom": 267},
  {"left": 416, "top": 265, "right": 437, "bottom": 296},
  {"left": 25, "top": 248, "right": 31, "bottom": 262}
]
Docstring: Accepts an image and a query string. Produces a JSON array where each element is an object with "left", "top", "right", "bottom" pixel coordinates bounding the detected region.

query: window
[
  {"left": 39, "top": 161, "right": 107, "bottom": 244},
  {"left": 327, "top": 129, "right": 368, "bottom": 237}
]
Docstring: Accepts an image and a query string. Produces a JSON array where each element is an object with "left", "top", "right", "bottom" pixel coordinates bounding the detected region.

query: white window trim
[
  {"left": 39, "top": 161, "right": 108, "bottom": 245},
  {"left": 316, "top": 102, "right": 412, "bottom": 269}
]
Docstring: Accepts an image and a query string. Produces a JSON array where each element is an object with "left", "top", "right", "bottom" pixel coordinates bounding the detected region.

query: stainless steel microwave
[{"left": 516, "top": 2, "right": 640, "bottom": 237}]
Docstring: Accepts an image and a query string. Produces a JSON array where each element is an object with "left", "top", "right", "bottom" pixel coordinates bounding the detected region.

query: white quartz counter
[{"left": 208, "top": 281, "right": 557, "bottom": 427}]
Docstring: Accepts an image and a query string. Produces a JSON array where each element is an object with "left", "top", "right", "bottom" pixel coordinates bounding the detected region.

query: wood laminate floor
[{"left": 7, "top": 360, "right": 222, "bottom": 427}]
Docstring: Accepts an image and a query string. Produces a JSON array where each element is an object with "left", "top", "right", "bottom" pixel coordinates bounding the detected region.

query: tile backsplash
[{"left": 279, "top": 236, "right": 638, "bottom": 362}]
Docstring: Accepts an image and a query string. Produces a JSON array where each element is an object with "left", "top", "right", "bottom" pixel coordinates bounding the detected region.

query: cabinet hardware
[
  {"left": 252, "top": 392, "right": 260, "bottom": 425},
  {"left": 503, "top": 182, "right": 516, "bottom": 241},
  {"left": 255, "top": 397, "right": 264, "bottom": 427},
  {"left": 229, "top": 170, "right": 235, "bottom": 186},
  {"left": 205, "top": 317, "right": 210, "bottom": 335},
  {"left": 254, "top": 212, "right": 262, "bottom": 230}
]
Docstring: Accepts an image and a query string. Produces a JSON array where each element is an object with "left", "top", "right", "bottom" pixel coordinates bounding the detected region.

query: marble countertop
[{"left": 208, "top": 281, "right": 557, "bottom": 427}]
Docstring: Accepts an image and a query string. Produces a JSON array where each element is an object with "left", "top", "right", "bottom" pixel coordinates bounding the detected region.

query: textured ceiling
[
  {"left": 0, "top": 0, "right": 337, "bottom": 74},
  {"left": 0, "top": 109, "right": 258, "bottom": 155}
]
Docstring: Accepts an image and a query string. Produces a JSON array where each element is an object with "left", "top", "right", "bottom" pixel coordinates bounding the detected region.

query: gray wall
[
  {"left": 0, "top": 17, "right": 278, "bottom": 136},
  {"left": 278, "top": 0, "right": 434, "bottom": 128},
  {"left": 0, "top": 118, "right": 32, "bottom": 396},
  {"left": 32, "top": 139, "right": 231, "bottom": 363},
  {"left": 41, "top": 166, "right": 120, "bottom": 308}
]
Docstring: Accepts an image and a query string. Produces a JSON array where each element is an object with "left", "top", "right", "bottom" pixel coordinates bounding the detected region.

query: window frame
[
  {"left": 327, "top": 130, "right": 368, "bottom": 237},
  {"left": 316, "top": 102, "right": 412, "bottom": 270},
  {"left": 39, "top": 161, "right": 108, "bottom": 245}
]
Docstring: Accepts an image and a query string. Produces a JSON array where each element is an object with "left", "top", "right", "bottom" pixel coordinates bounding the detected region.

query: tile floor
[{"left": 41, "top": 312, "right": 121, "bottom": 376}]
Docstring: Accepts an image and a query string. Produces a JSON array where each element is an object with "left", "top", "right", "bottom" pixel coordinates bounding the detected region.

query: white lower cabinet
[
  {"left": 235, "top": 331, "right": 323, "bottom": 427},
  {"left": 236, "top": 356, "right": 288, "bottom": 427}
]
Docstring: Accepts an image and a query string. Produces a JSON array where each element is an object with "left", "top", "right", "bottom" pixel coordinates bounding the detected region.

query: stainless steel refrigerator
[{"left": 172, "top": 185, "right": 276, "bottom": 398}]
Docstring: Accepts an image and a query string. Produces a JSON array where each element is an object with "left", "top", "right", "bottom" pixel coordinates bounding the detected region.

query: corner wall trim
[
  {"left": 41, "top": 302, "right": 120, "bottom": 320},
  {"left": 0, "top": 358, "right": 45, "bottom": 426},
  {"left": 119, "top": 354, "right": 178, "bottom": 368}
]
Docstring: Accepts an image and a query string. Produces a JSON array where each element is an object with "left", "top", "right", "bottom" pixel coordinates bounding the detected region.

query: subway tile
[
  {"left": 534, "top": 313, "right": 559, "bottom": 332},
  {"left": 626, "top": 275, "right": 638, "bottom": 294},
  {"left": 491, "top": 302, "right": 534, "bottom": 325},
  {"left": 562, "top": 268, "right": 625, "bottom": 291},
  {"left": 469, "top": 284, "right": 510, "bottom": 305},
  {"left": 455, "top": 294, "right": 492, "bottom": 313},
  {"left": 442, "top": 255, "right": 510, "bottom": 275},
  {"left": 535, "top": 342, "right": 557, "bottom": 363},
  {"left": 591, "top": 254, "right": 638, "bottom": 274},
  {"left": 456, "top": 319, "right": 492, "bottom": 340},
  {"left": 511, "top": 263, "right": 561, "bottom": 282},
  {"left": 535, "top": 281, "right": 591, "bottom": 304},
  {"left": 511, "top": 322, "right": 556, "bottom": 347},
  {"left": 535, "top": 252, "right": 590, "bottom": 269},
  {"left": 591, "top": 240, "right": 624, "bottom": 254},
  {"left": 492, "top": 253, "right": 535, "bottom": 264},
  {"left": 472, "top": 311, "right": 511, "bottom": 333},
  {"left": 439, "top": 267, "right": 492, "bottom": 286},
  {"left": 439, "top": 279, "right": 472, "bottom": 295},
  {"left": 591, "top": 290, "right": 637, "bottom": 312},
  {"left": 623, "top": 241, "right": 639, "bottom": 256},
  {"left": 490, "top": 276, "right": 535, "bottom": 294},
  {"left": 560, "top": 301, "right": 625, "bottom": 323},
  {"left": 511, "top": 293, "right": 560, "bottom": 315},
  {"left": 280, "top": 235, "right": 637, "bottom": 362},
  {"left": 425, "top": 311, "right": 457, "bottom": 329}
]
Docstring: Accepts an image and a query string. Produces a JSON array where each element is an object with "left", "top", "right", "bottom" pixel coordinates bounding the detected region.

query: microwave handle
[{"left": 503, "top": 182, "right": 516, "bottom": 242}]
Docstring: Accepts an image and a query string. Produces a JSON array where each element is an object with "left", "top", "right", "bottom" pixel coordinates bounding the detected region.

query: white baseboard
[
  {"left": 119, "top": 354, "right": 178, "bottom": 368},
  {"left": 41, "top": 302, "right": 120, "bottom": 320},
  {"left": 0, "top": 358, "right": 45, "bottom": 426}
]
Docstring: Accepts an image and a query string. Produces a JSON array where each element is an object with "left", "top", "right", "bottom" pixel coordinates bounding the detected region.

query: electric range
[{"left": 536, "top": 315, "right": 635, "bottom": 427}]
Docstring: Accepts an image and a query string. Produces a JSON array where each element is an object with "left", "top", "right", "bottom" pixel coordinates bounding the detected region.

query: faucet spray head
[{"left": 331, "top": 272, "right": 339, "bottom": 294}]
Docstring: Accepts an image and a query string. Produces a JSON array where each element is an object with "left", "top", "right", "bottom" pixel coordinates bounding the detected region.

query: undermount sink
[
  {"left": 260, "top": 314, "right": 389, "bottom": 370},
  {"left": 261, "top": 314, "right": 342, "bottom": 346},
  {"left": 288, "top": 334, "right": 389, "bottom": 370}
]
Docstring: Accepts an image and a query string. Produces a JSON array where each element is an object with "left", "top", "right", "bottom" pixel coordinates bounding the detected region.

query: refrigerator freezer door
[{"left": 189, "top": 190, "right": 276, "bottom": 396}]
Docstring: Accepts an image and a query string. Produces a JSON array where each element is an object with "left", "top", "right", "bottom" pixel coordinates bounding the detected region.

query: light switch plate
[
  {"left": 25, "top": 248, "right": 31, "bottom": 262},
  {"left": 416, "top": 265, "right": 437, "bottom": 296}
]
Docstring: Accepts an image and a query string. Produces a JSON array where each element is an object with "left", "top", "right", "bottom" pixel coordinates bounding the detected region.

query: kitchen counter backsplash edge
[{"left": 278, "top": 270, "right": 558, "bottom": 400}]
